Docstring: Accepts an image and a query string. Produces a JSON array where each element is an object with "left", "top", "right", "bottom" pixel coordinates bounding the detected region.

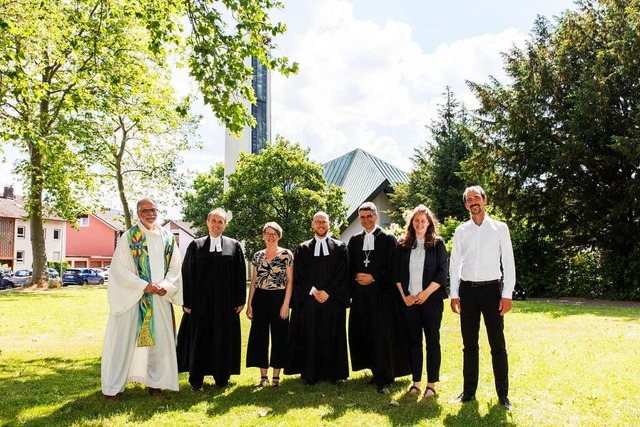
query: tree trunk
[{"left": 28, "top": 142, "right": 48, "bottom": 286}]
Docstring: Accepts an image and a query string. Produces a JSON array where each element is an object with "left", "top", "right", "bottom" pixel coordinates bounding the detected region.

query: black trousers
[
  {"left": 246, "top": 288, "right": 289, "bottom": 369},
  {"left": 401, "top": 298, "right": 443, "bottom": 383},
  {"left": 459, "top": 282, "right": 509, "bottom": 398}
]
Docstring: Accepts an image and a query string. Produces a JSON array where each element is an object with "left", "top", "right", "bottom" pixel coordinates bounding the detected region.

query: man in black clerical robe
[
  {"left": 176, "top": 208, "right": 246, "bottom": 390},
  {"left": 348, "top": 202, "right": 411, "bottom": 393},
  {"left": 286, "top": 211, "right": 350, "bottom": 384}
]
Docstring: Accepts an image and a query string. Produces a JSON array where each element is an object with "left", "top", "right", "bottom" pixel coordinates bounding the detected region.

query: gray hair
[
  {"left": 207, "top": 208, "right": 228, "bottom": 223},
  {"left": 263, "top": 221, "right": 283, "bottom": 237},
  {"left": 358, "top": 202, "right": 377, "bottom": 215}
]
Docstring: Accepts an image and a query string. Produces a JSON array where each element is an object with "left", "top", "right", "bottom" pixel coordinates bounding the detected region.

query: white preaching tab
[
  {"left": 362, "top": 231, "right": 375, "bottom": 251},
  {"left": 209, "top": 236, "right": 222, "bottom": 252},
  {"left": 314, "top": 237, "right": 329, "bottom": 257}
]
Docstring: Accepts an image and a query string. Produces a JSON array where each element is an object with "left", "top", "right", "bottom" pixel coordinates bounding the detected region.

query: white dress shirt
[{"left": 449, "top": 215, "right": 516, "bottom": 299}]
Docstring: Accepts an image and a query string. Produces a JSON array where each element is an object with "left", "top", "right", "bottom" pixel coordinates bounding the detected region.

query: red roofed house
[{"left": 65, "top": 210, "right": 125, "bottom": 268}]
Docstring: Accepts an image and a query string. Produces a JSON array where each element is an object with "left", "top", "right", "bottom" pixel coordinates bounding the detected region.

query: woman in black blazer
[{"left": 394, "top": 205, "right": 448, "bottom": 398}]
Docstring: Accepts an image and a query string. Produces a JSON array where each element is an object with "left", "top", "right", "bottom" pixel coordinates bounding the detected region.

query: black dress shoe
[
  {"left": 452, "top": 392, "right": 475, "bottom": 403},
  {"left": 499, "top": 397, "right": 513, "bottom": 411}
]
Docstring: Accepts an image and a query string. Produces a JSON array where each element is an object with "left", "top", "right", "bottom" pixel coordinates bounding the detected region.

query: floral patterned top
[{"left": 251, "top": 248, "right": 294, "bottom": 290}]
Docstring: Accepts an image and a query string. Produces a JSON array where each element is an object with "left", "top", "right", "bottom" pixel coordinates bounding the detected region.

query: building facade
[{"left": 224, "top": 57, "right": 271, "bottom": 183}]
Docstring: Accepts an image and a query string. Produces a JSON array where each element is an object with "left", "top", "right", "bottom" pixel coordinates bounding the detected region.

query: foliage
[
  {"left": 467, "top": 0, "right": 640, "bottom": 299},
  {"left": 390, "top": 87, "right": 476, "bottom": 224},
  {"left": 222, "top": 136, "right": 347, "bottom": 255},
  {"left": 2, "top": 287, "right": 640, "bottom": 426},
  {"left": 181, "top": 163, "right": 226, "bottom": 237},
  {"left": 47, "top": 261, "right": 70, "bottom": 275},
  {"left": 0, "top": 0, "right": 296, "bottom": 282}
]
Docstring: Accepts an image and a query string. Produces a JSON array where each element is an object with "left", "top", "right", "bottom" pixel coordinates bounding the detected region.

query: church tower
[{"left": 224, "top": 57, "right": 271, "bottom": 187}]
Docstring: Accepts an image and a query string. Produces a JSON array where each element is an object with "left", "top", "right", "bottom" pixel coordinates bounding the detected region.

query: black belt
[{"left": 460, "top": 279, "right": 501, "bottom": 287}]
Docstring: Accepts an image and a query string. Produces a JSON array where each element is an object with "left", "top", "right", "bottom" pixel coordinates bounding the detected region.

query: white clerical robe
[{"left": 101, "top": 221, "right": 183, "bottom": 396}]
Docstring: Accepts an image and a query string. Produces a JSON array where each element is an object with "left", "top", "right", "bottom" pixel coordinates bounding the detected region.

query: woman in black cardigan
[{"left": 394, "top": 205, "right": 448, "bottom": 398}]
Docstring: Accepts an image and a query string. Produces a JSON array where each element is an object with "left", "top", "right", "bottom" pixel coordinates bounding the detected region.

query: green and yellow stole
[{"left": 128, "top": 225, "right": 175, "bottom": 347}]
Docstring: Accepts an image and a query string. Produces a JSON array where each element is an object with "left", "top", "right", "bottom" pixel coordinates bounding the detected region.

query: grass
[{"left": 1, "top": 287, "right": 639, "bottom": 426}]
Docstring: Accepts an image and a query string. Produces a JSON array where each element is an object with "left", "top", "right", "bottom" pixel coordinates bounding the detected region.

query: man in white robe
[{"left": 101, "top": 198, "right": 183, "bottom": 401}]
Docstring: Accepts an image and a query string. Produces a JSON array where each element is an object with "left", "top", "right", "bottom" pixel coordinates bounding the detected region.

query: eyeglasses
[
  {"left": 313, "top": 220, "right": 328, "bottom": 225},
  {"left": 359, "top": 214, "right": 375, "bottom": 220},
  {"left": 263, "top": 232, "right": 279, "bottom": 237},
  {"left": 138, "top": 208, "right": 158, "bottom": 215}
]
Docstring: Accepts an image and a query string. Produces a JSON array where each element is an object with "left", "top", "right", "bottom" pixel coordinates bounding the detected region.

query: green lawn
[{"left": 1, "top": 287, "right": 638, "bottom": 426}]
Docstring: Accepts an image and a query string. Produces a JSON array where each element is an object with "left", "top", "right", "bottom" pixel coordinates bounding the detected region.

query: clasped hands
[
  {"left": 313, "top": 289, "right": 330, "bottom": 303},
  {"left": 355, "top": 273, "right": 374, "bottom": 286},
  {"left": 402, "top": 290, "right": 429, "bottom": 306},
  {"left": 143, "top": 283, "right": 167, "bottom": 297}
]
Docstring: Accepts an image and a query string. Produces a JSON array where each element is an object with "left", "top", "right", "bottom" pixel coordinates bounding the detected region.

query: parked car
[
  {"left": 0, "top": 276, "right": 16, "bottom": 289},
  {"left": 99, "top": 267, "right": 109, "bottom": 280},
  {"left": 1, "top": 268, "right": 13, "bottom": 278},
  {"left": 12, "top": 269, "right": 32, "bottom": 286},
  {"left": 62, "top": 268, "right": 105, "bottom": 286},
  {"left": 10, "top": 268, "right": 60, "bottom": 285}
]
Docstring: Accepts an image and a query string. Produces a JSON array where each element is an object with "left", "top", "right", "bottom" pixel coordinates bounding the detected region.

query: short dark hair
[{"left": 462, "top": 185, "right": 487, "bottom": 204}]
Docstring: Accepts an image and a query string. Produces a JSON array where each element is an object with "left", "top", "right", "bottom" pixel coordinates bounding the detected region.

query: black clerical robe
[
  {"left": 286, "top": 237, "right": 350, "bottom": 383},
  {"left": 176, "top": 235, "right": 246, "bottom": 381},
  {"left": 348, "top": 228, "right": 411, "bottom": 386}
]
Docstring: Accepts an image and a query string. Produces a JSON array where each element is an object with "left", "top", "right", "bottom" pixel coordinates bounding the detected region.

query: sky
[{"left": 2, "top": 0, "right": 578, "bottom": 212}]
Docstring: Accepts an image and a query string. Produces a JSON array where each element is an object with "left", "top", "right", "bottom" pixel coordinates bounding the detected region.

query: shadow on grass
[
  {"left": 443, "top": 400, "right": 515, "bottom": 427},
  {"left": 0, "top": 359, "right": 520, "bottom": 427},
  {"left": 512, "top": 301, "right": 640, "bottom": 321}
]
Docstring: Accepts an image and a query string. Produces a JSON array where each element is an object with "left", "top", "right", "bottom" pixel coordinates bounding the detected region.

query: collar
[
  {"left": 314, "top": 236, "right": 329, "bottom": 257},
  {"left": 209, "top": 235, "right": 223, "bottom": 252}
]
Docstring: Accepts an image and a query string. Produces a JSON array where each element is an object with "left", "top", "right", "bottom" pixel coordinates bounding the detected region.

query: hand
[
  {"left": 355, "top": 273, "right": 374, "bottom": 286},
  {"left": 143, "top": 283, "right": 156, "bottom": 294},
  {"left": 313, "top": 290, "right": 330, "bottom": 303},
  {"left": 450, "top": 298, "right": 461, "bottom": 314},
  {"left": 414, "top": 290, "right": 429, "bottom": 305},
  {"left": 402, "top": 294, "right": 415, "bottom": 306},
  {"left": 246, "top": 306, "right": 253, "bottom": 320},
  {"left": 183, "top": 307, "right": 191, "bottom": 314},
  {"left": 499, "top": 298, "right": 512, "bottom": 316},
  {"left": 279, "top": 303, "right": 290, "bottom": 319},
  {"left": 235, "top": 305, "right": 244, "bottom": 314},
  {"left": 156, "top": 286, "right": 167, "bottom": 297}
]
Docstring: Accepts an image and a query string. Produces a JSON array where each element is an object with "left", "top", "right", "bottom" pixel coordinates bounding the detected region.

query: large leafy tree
[
  {"left": 181, "top": 163, "right": 225, "bottom": 237},
  {"left": 221, "top": 136, "right": 347, "bottom": 256},
  {"left": 468, "top": 0, "right": 640, "bottom": 299},
  {"left": 0, "top": 0, "right": 296, "bottom": 283},
  {"left": 391, "top": 87, "right": 475, "bottom": 223}
]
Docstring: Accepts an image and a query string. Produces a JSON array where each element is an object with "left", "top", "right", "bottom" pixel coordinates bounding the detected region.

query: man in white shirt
[{"left": 449, "top": 186, "right": 515, "bottom": 410}]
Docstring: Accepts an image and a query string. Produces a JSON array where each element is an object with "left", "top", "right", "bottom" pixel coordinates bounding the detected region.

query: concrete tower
[{"left": 224, "top": 57, "right": 271, "bottom": 187}]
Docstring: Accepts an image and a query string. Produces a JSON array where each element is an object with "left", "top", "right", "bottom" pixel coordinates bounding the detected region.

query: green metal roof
[{"left": 323, "top": 148, "right": 408, "bottom": 223}]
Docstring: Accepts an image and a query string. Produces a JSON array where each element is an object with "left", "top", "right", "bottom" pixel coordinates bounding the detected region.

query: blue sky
[{"left": 3, "top": 0, "right": 578, "bottom": 209}]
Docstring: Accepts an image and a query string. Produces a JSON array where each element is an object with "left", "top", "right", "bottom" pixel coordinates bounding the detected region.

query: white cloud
[{"left": 271, "top": 0, "right": 529, "bottom": 173}]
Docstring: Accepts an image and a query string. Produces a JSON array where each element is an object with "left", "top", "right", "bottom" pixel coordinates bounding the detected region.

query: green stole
[{"left": 128, "top": 224, "right": 175, "bottom": 347}]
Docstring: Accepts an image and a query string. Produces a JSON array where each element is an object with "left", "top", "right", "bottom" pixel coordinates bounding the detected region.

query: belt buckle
[{"left": 471, "top": 281, "right": 479, "bottom": 288}]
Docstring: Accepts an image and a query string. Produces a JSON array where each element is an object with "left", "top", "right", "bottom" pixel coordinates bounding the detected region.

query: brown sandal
[
  {"left": 422, "top": 386, "right": 436, "bottom": 398},
  {"left": 272, "top": 376, "right": 280, "bottom": 387},
  {"left": 406, "top": 385, "right": 421, "bottom": 395}
]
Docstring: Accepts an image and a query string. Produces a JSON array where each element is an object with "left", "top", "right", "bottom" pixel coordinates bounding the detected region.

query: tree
[
  {"left": 92, "top": 57, "right": 201, "bottom": 229},
  {"left": 0, "top": 0, "right": 296, "bottom": 284},
  {"left": 182, "top": 163, "right": 225, "bottom": 237},
  {"left": 221, "top": 136, "right": 347, "bottom": 255},
  {"left": 468, "top": 0, "right": 640, "bottom": 299},
  {"left": 390, "top": 87, "right": 475, "bottom": 223}
]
